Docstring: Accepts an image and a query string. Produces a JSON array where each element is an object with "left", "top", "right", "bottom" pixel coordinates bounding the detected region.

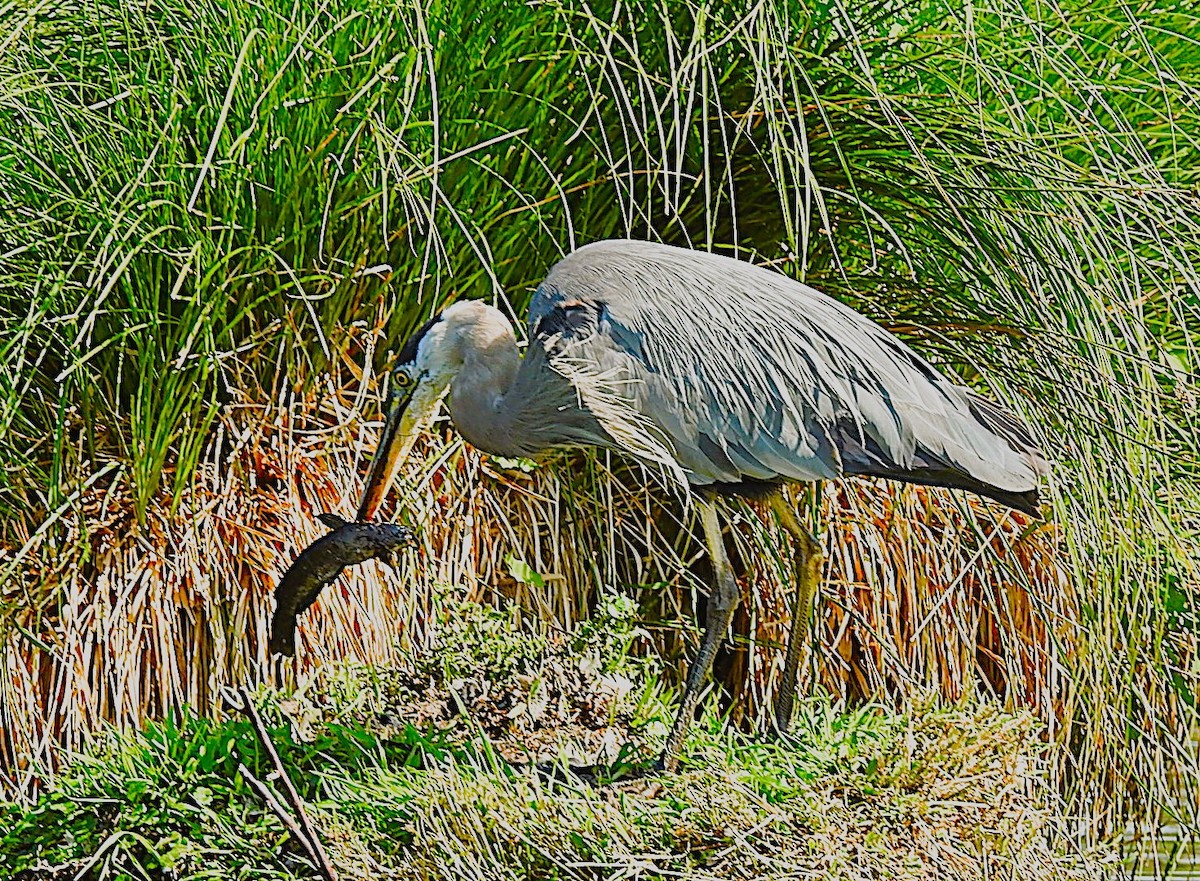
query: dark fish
[{"left": 269, "top": 514, "right": 416, "bottom": 656}]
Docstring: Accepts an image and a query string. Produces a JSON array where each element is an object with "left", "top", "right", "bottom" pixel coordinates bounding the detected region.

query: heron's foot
[
  {"left": 587, "top": 759, "right": 662, "bottom": 785},
  {"left": 774, "top": 712, "right": 793, "bottom": 738},
  {"left": 528, "top": 760, "right": 600, "bottom": 787},
  {"left": 521, "top": 757, "right": 664, "bottom": 788},
  {"left": 772, "top": 720, "right": 804, "bottom": 745},
  {"left": 653, "top": 750, "right": 680, "bottom": 775}
]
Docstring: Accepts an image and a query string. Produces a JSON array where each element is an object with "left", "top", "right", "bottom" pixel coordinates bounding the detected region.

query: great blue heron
[{"left": 356, "top": 239, "right": 1048, "bottom": 771}]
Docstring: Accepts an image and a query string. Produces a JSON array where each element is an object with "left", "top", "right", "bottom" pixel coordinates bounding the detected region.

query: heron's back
[{"left": 528, "top": 240, "right": 1048, "bottom": 514}]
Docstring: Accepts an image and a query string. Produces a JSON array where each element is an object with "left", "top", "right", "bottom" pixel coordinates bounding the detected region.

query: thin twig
[
  {"left": 238, "top": 764, "right": 326, "bottom": 868},
  {"left": 231, "top": 687, "right": 339, "bottom": 881}
]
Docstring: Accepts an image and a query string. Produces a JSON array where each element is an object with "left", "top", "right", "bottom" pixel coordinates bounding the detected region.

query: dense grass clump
[
  {"left": 0, "top": 600, "right": 1105, "bottom": 880},
  {"left": 0, "top": 0, "right": 1198, "bottom": 847}
]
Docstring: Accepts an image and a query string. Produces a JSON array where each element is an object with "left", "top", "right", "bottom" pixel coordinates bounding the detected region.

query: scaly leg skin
[
  {"left": 769, "top": 489, "right": 824, "bottom": 735},
  {"left": 658, "top": 498, "right": 741, "bottom": 773}
]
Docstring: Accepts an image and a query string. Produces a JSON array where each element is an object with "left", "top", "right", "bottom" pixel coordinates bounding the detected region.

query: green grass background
[{"left": 1, "top": 0, "right": 1199, "bottom": 864}]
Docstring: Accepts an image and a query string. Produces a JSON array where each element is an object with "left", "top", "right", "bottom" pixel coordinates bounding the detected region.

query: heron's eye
[{"left": 393, "top": 370, "right": 415, "bottom": 389}]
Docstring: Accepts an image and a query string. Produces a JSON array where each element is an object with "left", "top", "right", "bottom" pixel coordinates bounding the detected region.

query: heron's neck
[{"left": 446, "top": 338, "right": 606, "bottom": 457}]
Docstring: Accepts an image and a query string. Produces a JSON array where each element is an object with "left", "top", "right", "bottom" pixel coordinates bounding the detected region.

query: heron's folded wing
[{"left": 528, "top": 240, "right": 1045, "bottom": 493}]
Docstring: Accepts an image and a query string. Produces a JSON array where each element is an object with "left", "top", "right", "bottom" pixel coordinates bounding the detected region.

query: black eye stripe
[{"left": 396, "top": 311, "right": 444, "bottom": 366}]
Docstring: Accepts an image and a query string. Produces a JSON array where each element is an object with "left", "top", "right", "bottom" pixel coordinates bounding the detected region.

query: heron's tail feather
[
  {"left": 858, "top": 465, "right": 1044, "bottom": 517},
  {"left": 964, "top": 390, "right": 1051, "bottom": 478},
  {"left": 840, "top": 389, "right": 1048, "bottom": 517}
]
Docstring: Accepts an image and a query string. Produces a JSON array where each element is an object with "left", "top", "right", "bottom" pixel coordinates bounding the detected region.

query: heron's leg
[
  {"left": 769, "top": 489, "right": 824, "bottom": 735},
  {"left": 658, "top": 498, "right": 740, "bottom": 773}
]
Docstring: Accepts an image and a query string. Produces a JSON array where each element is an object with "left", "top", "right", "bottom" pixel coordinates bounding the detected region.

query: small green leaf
[
  {"left": 492, "top": 456, "right": 538, "bottom": 473},
  {"left": 505, "top": 555, "right": 544, "bottom": 589}
]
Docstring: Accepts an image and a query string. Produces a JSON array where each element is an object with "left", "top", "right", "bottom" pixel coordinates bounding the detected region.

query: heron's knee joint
[
  {"left": 711, "top": 594, "right": 738, "bottom": 614},
  {"left": 710, "top": 574, "right": 740, "bottom": 612},
  {"left": 799, "top": 532, "right": 822, "bottom": 559}
]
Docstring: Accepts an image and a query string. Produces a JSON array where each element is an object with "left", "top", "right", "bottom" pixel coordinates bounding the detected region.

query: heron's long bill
[{"left": 356, "top": 384, "right": 438, "bottom": 521}]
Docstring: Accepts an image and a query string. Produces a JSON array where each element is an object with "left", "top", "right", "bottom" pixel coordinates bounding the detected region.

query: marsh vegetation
[
  {"left": 1, "top": 0, "right": 1198, "bottom": 876},
  {"left": 1, "top": 599, "right": 1106, "bottom": 879}
]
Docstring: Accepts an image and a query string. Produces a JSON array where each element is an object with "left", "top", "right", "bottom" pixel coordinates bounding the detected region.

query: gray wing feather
[{"left": 528, "top": 239, "right": 1046, "bottom": 493}]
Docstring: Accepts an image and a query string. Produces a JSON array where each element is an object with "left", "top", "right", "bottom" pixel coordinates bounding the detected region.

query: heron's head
[{"left": 355, "top": 300, "right": 511, "bottom": 520}]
